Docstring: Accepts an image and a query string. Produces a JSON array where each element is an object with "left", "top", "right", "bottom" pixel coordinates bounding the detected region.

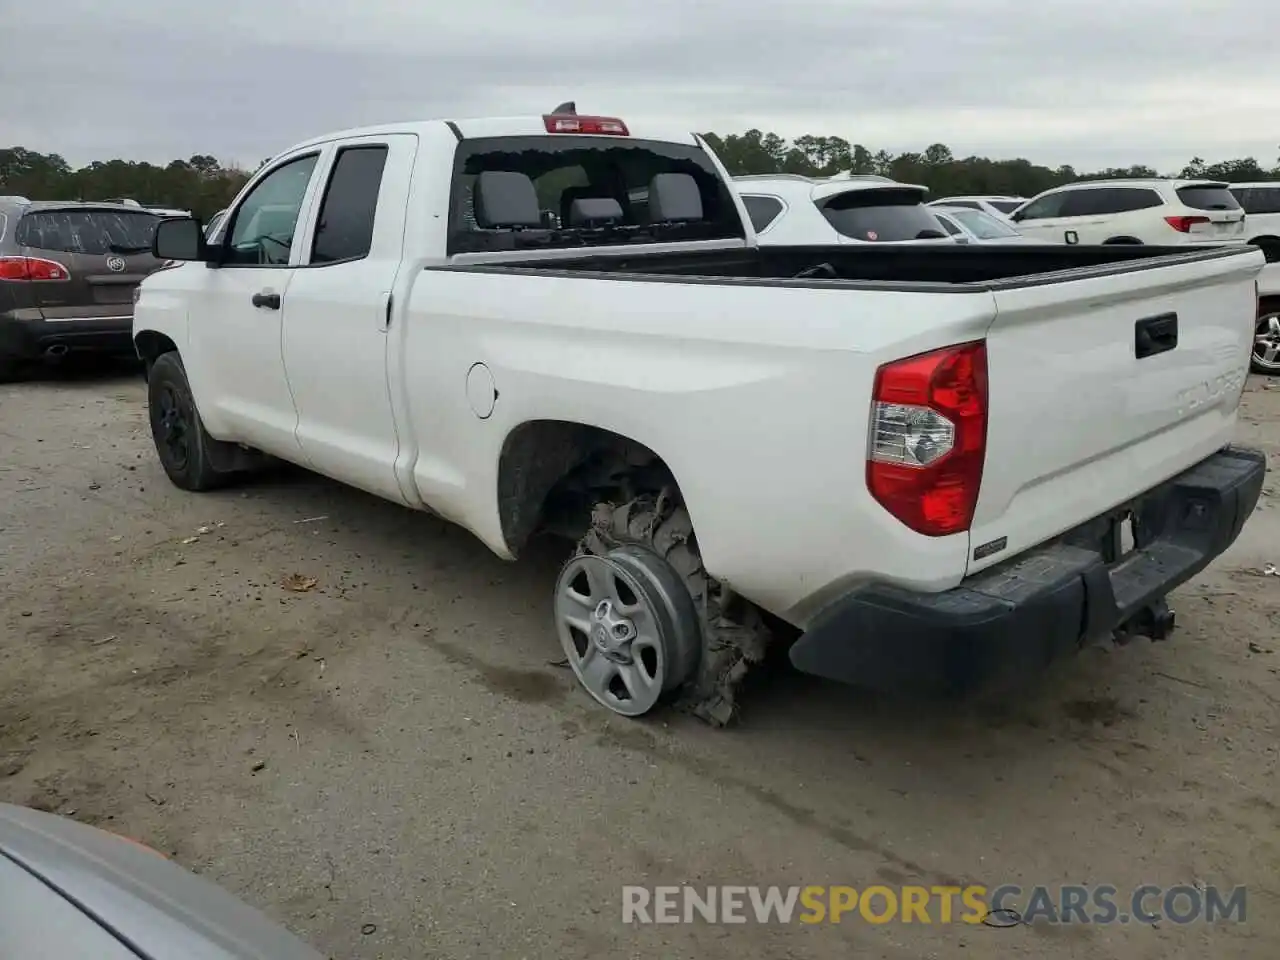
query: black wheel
[
  {"left": 147, "top": 351, "right": 225, "bottom": 491},
  {"left": 564, "top": 492, "right": 772, "bottom": 726},
  {"left": 1254, "top": 310, "right": 1280, "bottom": 375}
]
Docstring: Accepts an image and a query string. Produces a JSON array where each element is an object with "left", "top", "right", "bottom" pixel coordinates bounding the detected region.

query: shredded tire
[{"left": 579, "top": 487, "right": 772, "bottom": 727}]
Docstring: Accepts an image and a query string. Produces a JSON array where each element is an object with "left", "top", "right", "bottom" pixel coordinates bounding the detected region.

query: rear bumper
[
  {"left": 789, "top": 445, "right": 1266, "bottom": 695},
  {"left": 0, "top": 312, "right": 134, "bottom": 360}
]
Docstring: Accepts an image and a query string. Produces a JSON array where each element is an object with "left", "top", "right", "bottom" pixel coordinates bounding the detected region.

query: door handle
[
  {"left": 1135, "top": 312, "right": 1178, "bottom": 359},
  {"left": 251, "top": 291, "right": 281, "bottom": 310}
]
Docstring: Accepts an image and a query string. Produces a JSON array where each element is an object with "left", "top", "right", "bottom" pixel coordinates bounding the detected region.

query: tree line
[{"left": 3, "top": 134, "right": 1278, "bottom": 220}]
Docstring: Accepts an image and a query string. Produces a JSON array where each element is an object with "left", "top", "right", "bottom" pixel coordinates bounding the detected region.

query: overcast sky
[{"left": 1, "top": 0, "right": 1275, "bottom": 173}]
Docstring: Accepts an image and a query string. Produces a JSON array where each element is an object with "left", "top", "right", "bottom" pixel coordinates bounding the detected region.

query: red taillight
[
  {"left": 1165, "top": 215, "right": 1209, "bottom": 233},
  {"left": 0, "top": 255, "right": 71, "bottom": 281},
  {"left": 867, "top": 341, "right": 988, "bottom": 537},
  {"left": 542, "top": 114, "right": 629, "bottom": 136}
]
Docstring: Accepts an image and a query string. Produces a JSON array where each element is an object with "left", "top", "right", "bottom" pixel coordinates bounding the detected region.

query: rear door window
[
  {"left": 309, "top": 145, "right": 388, "bottom": 264},
  {"left": 15, "top": 209, "right": 159, "bottom": 255},
  {"left": 1176, "top": 185, "right": 1241, "bottom": 211},
  {"left": 448, "top": 136, "right": 745, "bottom": 254},
  {"left": 819, "top": 189, "right": 948, "bottom": 242},
  {"left": 741, "top": 195, "right": 784, "bottom": 232}
]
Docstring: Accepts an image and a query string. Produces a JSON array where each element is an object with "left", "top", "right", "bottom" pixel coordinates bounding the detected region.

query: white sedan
[{"left": 931, "top": 205, "right": 1035, "bottom": 244}]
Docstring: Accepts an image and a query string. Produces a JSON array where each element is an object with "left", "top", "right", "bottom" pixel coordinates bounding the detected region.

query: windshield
[
  {"left": 819, "top": 189, "right": 948, "bottom": 242},
  {"left": 988, "top": 200, "right": 1023, "bottom": 215},
  {"left": 448, "top": 136, "right": 745, "bottom": 254},
  {"left": 947, "top": 208, "right": 1021, "bottom": 239}
]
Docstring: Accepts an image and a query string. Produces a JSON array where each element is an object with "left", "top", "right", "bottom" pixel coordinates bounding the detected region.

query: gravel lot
[{"left": 1, "top": 364, "right": 1277, "bottom": 959}]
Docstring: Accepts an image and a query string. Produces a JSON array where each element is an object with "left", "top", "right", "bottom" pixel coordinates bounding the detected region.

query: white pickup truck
[{"left": 134, "top": 109, "right": 1268, "bottom": 726}]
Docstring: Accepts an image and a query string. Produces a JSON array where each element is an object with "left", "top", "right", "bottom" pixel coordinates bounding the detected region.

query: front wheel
[
  {"left": 1254, "top": 311, "right": 1280, "bottom": 375},
  {"left": 147, "top": 351, "right": 226, "bottom": 491}
]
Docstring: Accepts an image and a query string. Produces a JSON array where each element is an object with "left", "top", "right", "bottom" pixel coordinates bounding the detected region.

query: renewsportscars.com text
[{"left": 621, "top": 884, "right": 1247, "bottom": 925}]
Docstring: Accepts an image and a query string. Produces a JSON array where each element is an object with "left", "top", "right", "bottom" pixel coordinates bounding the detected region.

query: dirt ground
[{"left": 1, "top": 364, "right": 1277, "bottom": 960}]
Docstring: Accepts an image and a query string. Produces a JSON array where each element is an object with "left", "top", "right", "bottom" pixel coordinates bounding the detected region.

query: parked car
[
  {"left": 1228, "top": 182, "right": 1280, "bottom": 256},
  {"left": 0, "top": 198, "right": 166, "bottom": 380},
  {"left": 931, "top": 205, "right": 1034, "bottom": 244},
  {"left": 134, "top": 109, "right": 1266, "bottom": 725},
  {"left": 734, "top": 174, "right": 954, "bottom": 245},
  {"left": 0, "top": 802, "right": 325, "bottom": 959},
  {"left": 1009, "top": 179, "right": 1247, "bottom": 246},
  {"left": 928, "top": 195, "right": 1026, "bottom": 219}
]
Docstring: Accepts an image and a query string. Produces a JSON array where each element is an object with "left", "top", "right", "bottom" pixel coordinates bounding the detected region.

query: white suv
[
  {"left": 734, "top": 175, "right": 954, "bottom": 245},
  {"left": 1009, "top": 179, "right": 1247, "bottom": 246},
  {"left": 1229, "top": 182, "right": 1280, "bottom": 251}
]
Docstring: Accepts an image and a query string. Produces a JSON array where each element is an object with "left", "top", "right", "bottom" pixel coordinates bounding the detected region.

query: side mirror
[{"left": 152, "top": 217, "right": 208, "bottom": 262}]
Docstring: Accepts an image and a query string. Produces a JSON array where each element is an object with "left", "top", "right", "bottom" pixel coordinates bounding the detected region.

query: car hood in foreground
[{"left": 0, "top": 803, "right": 326, "bottom": 960}]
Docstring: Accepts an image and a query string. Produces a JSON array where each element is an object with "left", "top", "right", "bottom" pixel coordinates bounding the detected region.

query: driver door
[{"left": 182, "top": 149, "right": 328, "bottom": 460}]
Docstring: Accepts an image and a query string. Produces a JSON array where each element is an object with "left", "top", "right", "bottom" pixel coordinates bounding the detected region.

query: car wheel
[
  {"left": 147, "top": 351, "right": 227, "bottom": 491},
  {"left": 1253, "top": 311, "right": 1280, "bottom": 375},
  {"left": 554, "top": 493, "right": 771, "bottom": 725}
]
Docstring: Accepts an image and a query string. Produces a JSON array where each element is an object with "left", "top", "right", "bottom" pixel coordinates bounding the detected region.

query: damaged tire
[{"left": 554, "top": 491, "right": 771, "bottom": 726}]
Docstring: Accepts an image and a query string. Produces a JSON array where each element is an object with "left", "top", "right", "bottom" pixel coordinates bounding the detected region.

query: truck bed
[{"left": 439, "top": 242, "right": 1257, "bottom": 289}]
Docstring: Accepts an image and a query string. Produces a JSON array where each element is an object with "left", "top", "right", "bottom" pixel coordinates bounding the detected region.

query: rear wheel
[
  {"left": 1254, "top": 310, "right": 1280, "bottom": 375},
  {"left": 147, "top": 351, "right": 226, "bottom": 491},
  {"left": 554, "top": 492, "right": 771, "bottom": 725}
]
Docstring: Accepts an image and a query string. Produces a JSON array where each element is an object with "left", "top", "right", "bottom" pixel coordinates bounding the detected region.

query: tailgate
[{"left": 967, "top": 247, "right": 1262, "bottom": 573}]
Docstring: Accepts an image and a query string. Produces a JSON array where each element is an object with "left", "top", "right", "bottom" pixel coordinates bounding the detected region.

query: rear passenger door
[{"left": 281, "top": 134, "right": 418, "bottom": 504}]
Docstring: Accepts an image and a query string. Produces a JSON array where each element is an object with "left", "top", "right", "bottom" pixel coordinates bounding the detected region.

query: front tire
[{"left": 147, "top": 351, "right": 226, "bottom": 491}]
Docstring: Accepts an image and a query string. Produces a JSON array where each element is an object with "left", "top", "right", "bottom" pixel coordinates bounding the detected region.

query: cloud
[{"left": 0, "top": 0, "right": 1276, "bottom": 172}]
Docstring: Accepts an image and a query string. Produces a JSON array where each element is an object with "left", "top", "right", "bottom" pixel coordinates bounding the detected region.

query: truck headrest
[
  {"left": 649, "top": 173, "right": 703, "bottom": 222},
  {"left": 568, "top": 196, "right": 623, "bottom": 226},
  {"left": 473, "top": 171, "right": 541, "bottom": 228}
]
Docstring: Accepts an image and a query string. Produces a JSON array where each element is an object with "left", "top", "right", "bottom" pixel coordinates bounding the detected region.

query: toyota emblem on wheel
[{"left": 106, "top": 255, "right": 127, "bottom": 272}]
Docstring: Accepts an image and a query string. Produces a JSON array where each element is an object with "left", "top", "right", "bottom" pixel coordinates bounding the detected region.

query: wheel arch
[
  {"left": 133, "top": 330, "right": 180, "bottom": 376},
  {"left": 495, "top": 419, "right": 693, "bottom": 557}
]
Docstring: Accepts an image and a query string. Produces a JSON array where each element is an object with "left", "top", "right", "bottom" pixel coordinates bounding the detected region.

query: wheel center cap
[{"left": 591, "top": 600, "right": 636, "bottom": 662}]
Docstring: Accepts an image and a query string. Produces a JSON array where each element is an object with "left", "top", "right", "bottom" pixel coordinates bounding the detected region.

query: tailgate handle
[{"left": 1135, "top": 312, "right": 1177, "bottom": 359}]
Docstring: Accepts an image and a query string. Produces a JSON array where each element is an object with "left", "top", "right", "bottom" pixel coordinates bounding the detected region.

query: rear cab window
[
  {"left": 447, "top": 136, "right": 746, "bottom": 254},
  {"left": 15, "top": 208, "right": 159, "bottom": 255},
  {"left": 987, "top": 200, "right": 1022, "bottom": 215},
  {"left": 819, "top": 189, "right": 947, "bottom": 242},
  {"left": 1176, "top": 185, "right": 1242, "bottom": 211}
]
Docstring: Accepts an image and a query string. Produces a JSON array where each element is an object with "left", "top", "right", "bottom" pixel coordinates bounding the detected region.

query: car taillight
[
  {"left": 0, "top": 255, "right": 71, "bottom": 281},
  {"left": 1165, "top": 215, "right": 1210, "bottom": 233},
  {"left": 868, "top": 340, "right": 988, "bottom": 537},
  {"left": 542, "top": 114, "right": 629, "bottom": 136}
]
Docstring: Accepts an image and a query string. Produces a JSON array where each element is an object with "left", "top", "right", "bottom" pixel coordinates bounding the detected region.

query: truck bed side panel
[{"left": 399, "top": 270, "right": 997, "bottom": 623}]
